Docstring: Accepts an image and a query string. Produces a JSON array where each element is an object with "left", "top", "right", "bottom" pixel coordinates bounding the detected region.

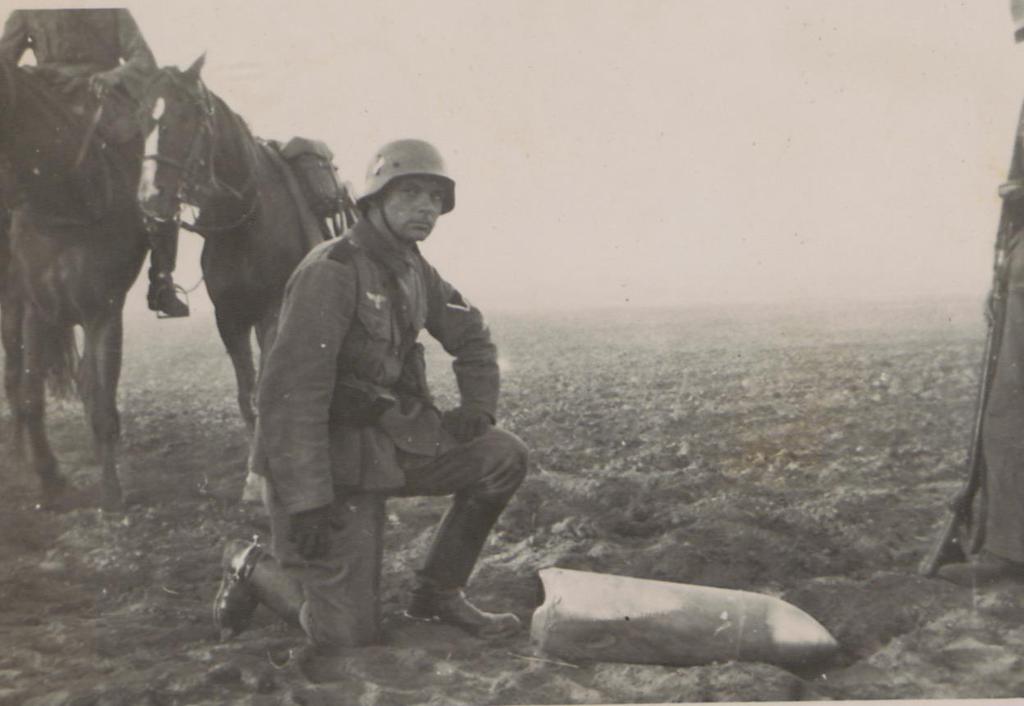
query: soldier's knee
[
  {"left": 478, "top": 427, "right": 530, "bottom": 498},
  {"left": 301, "top": 601, "right": 378, "bottom": 648},
  {"left": 302, "top": 608, "right": 354, "bottom": 648},
  {"left": 488, "top": 426, "right": 529, "bottom": 466}
]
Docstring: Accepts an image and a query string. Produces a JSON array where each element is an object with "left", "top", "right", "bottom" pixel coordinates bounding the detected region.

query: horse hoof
[
  {"left": 101, "top": 483, "right": 124, "bottom": 512},
  {"left": 38, "top": 474, "right": 69, "bottom": 510},
  {"left": 122, "top": 487, "right": 149, "bottom": 508}
]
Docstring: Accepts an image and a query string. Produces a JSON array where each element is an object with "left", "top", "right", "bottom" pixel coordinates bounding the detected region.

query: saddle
[
  {"left": 26, "top": 66, "right": 141, "bottom": 145},
  {"left": 276, "top": 137, "right": 357, "bottom": 237},
  {"left": 11, "top": 67, "right": 141, "bottom": 221}
]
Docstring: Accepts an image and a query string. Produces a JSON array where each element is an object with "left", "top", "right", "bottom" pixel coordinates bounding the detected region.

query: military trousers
[
  {"left": 981, "top": 232, "right": 1024, "bottom": 564},
  {"left": 264, "top": 427, "right": 529, "bottom": 647}
]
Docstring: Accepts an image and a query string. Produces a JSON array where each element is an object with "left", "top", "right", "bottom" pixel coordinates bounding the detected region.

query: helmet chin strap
[
  {"left": 381, "top": 209, "right": 401, "bottom": 239},
  {"left": 370, "top": 197, "right": 412, "bottom": 244}
]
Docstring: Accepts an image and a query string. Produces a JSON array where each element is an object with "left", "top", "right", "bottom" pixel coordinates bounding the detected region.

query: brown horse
[
  {"left": 0, "top": 60, "right": 150, "bottom": 509},
  {"left": 136, "top": 56, "right": 351, "bottom": 493}
]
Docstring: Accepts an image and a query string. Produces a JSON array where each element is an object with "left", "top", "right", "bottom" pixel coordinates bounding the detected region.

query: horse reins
[{"left": 141, "top": 71, "right": 259, "bottom": 233}]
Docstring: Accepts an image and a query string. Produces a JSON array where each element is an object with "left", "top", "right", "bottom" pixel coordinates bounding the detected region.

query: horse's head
[{"left": 137, "top": 54, "right": 217, "bottom": 225}]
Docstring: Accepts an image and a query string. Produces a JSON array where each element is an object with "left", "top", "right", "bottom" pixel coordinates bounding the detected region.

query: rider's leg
[{"left": 146, "top": 220, "right": 189, "bottom": 317}]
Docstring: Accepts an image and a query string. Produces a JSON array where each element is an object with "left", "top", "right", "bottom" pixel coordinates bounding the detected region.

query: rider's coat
[{"left": 0, "top": 9, "right": 156, "bottom": 99}]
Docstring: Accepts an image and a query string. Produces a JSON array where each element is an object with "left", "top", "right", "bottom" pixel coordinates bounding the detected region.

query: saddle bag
[{"left": 280, "top": 137, "right": 348, "bottom": 219}]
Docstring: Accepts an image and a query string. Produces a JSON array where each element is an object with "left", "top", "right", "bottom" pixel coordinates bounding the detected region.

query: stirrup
[{"left": 154, "top": 284, "right": 190, "bottom": 319}]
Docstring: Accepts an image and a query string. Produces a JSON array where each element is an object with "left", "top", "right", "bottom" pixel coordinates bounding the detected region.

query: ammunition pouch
[
  {"left": 332, "top": 376, "right": 397, "bottom": 428},
  {"left": 394, "top": 342, "right": 431, "bottom": 403}
]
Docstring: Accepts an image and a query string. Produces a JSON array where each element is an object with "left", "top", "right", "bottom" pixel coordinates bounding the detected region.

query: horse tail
[
  {"left": 45, "top": 323, "right": 80, "bottom": 400},
  {"left": 0, "top": 211, "right": 81, "bottom": 399}
]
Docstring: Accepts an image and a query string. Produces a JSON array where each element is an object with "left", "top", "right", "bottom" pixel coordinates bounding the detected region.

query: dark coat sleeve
[
  {"left": 257, "top": 256, "right": 356, "bottom": 514},
  {"left": 0, "top": 11, "right": 29, "bottom": 66},
  {"left": 108, "top": 9, "right": 157, "bottom": 98},
  {"left": 422, "top": 260, "right": 500, "bottom": 419}
]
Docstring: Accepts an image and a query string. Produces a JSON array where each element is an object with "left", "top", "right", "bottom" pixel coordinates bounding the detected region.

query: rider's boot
[{"left": 146, "top": 221, "right": 189, "bottom": 318}]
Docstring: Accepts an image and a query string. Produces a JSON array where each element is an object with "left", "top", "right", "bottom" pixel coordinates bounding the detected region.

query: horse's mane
[
  {"left": 157, "top": 66, "right": 263, "bottom": 183},
  {"left": 210, "top": 90, "right": 264, "bottom": 180}
]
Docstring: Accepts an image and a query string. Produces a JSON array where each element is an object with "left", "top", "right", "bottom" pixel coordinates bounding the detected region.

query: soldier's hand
[
  {"left": 984, "top": 287, "right": 1006, "bottom": 326},
  {"left": 89, "top": 70, "right": 120, "bottom": 99},
  {"left": 999, "top": 179, "right": 1024, "bottom": 202},
  {"left": 288, "top": 505, "right": 333, "bottom": 560},
  {"left": 442, "top": 407, "right": 494, "bottom": 443}
]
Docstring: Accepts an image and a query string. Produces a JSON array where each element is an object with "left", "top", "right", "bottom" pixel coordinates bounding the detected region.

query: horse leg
[
  {"left": 216, "top": 307, "right": 262, "bottom": 502},
  {"left": 238, "top": 305, "right": 281, "bottom": 504},
  {"left": 19, "top": 307, "right": 65, "bottom": 505},
  {"left": 216, "top": 308, "right": 257, "bottom": 432},
  {"left": 80, "top": 315, "right": 124, "bottom": 510},
  {"left": 253, "top": 303, "right": 281, "bottom": 384},
  {"left": 1, "top": 290, "right": 26, "bottom": 470}
]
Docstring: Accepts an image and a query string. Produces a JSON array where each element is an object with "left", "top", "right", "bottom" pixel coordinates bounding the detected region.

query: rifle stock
[{"left": 918, "top": 203, "right": 1013, "bottom": 576}]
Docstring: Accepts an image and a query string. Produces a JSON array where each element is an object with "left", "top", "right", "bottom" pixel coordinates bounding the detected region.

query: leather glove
[
  {"left": 288, "top": 504, "right": 332, "bottom": 560},
  {"left": 442, "top": 407, "right": 494, "bottom": 443},
  {"left": 89, "top": 70, "right": 120, "bottom": 98}
]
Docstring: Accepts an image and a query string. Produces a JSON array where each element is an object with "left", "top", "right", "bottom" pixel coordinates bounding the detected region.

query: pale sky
[{"left": 22, "top": 0, "right": 1023, "bottom": 311}]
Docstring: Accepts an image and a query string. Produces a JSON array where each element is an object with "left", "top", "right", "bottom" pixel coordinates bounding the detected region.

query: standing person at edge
[
  {"left": 937, "top": 3, "right": 1024, "bottom": 586},
  {"left": 213, "top": 139, "right": 529, "bottom": 652},
  {"left": 0, "top": 8, "right": 189, "bottom": 317}
]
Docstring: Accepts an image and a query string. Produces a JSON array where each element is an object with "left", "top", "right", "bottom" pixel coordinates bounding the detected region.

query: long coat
[
  {"left": 252, "top": 218, "right": 500, "bottom": 515},
  {"left": 979, "top": 98, "right": 1024, "bottom": 563}
]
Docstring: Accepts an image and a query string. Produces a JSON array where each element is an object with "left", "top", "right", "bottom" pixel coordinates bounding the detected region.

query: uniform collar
[{"left": 351, "top": 217, "right": 421, "bottom": 272}]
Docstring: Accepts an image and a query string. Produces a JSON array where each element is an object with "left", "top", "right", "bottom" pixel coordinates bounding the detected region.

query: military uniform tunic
[
  {"left": 252, "top": 217, "right": 500, "bottom": 514},
  {"left": 0, "top": 9, "right": 156, "bottom": 100}
]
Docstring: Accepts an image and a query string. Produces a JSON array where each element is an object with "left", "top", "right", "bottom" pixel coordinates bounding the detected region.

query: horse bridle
[{"left": 141, "top": 71, "right": 257, "bottom": 232}]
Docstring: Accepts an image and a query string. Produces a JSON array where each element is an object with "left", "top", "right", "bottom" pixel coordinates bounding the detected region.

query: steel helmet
[{"left": 357, "top": 139, "right": 455, "bottom": 214}]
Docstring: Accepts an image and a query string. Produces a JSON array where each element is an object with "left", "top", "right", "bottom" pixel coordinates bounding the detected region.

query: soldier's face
[{"left": 379, "top": 176, "right": 447, "bottom": 243}]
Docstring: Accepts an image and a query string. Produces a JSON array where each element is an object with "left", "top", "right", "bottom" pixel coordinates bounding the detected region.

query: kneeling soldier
[{"left": 214, "top": 139, "right": 529, "bottom": 649}]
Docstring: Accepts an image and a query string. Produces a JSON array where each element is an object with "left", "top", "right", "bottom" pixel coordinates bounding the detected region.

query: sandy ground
[{"left": 2, "top": 299, "right": 1024, "bottom": 705}]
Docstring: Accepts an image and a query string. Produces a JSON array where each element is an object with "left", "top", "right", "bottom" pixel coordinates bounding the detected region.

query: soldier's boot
[
  {"left": 146, "top": 221, "right": 189, "bottom": 318},
  {"left": 213, "top": 538, "right": 263, "bottom": 638},
  {"left": 407, "top": 581, "right": 520, "bottom": 638},
  {"left": 937, "top": 551, "right": 1024, "bottom": 587},
  {"left": 406, "top": 495, "right": 520, "bottom": 638},
  {"left": 213, "top": 538, "right": 305, "bottom": 639}
]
